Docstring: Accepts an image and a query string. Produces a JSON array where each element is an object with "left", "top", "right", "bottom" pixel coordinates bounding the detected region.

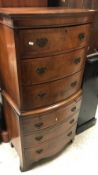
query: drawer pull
[
  {"left": 36, "top": 67, "right": 47, "bottom": 75},
  {"left": 69, "top": 119, "right": 75, "bottom": 124},
  {"left": 35, "top": 136, "right": 43, "bottom": 141},
  {"left": 67, "top": 131, "right": 73, "bottom": 137},
  {"left": 36, "top": 149, "right": 43, "bottom": 154},
  {"left": 79, "top": 33, "right": 85, "bottom": 41},
  {"left": 74, "top": 57, "right": 81, "bottom": 64},
  {"left": 71, "top": 106, "right": 76, "bottom": 112},
  {"left": 38, "top": 93, "right": 47, "bottom": 98},
  {"left": 71, "top": 81, "right": 77, "bottom": 88},
  {"left": 36, "top": 38, "right": 48, "bottom": 47},
  {"left": 35, "top": 122, "right": 44, "bottom": 128}
]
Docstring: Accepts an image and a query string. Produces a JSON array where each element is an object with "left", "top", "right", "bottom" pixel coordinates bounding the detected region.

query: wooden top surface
[{"left": 0, "top": 7, "right": 95, "bottom": 17}]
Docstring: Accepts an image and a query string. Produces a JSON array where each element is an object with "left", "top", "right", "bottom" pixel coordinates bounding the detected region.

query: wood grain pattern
[
  {"left": 57, "top": 0, "right": 98, "bottom": 53},
  {"left": 0, "top": 8, "right": 94, "bottom": 29},
  {"left": 2, "top": 97, "right": 29, "bottom": 171},
  {"left": 0, "top": 0, "right": 48, "bottom": 7},
  {"left": 58, "top": 0, "right": 94, "bottom": 8},
  {"left": 21, "top": 48, "right": 86, "bottom": 85},
  {"left": 21, "top": 71, "right": 83, "bottom": 110},
  {"left": 2, "top": 89, "right": 82, "bottom": 117},
  {"left": 17, "top": 24, "right": 90, "bottom": 59},
  {"left": 83, "top": 0, "right": 93, "bottom": 9},
  {"left": 0, "top": 8, "right": 95, "bottom": 171},
  {"left": 68, "top": 0, "right": 83, "bottom": 8},
  {"left": 23, "top": 113, "right": 79, "bottom": 148},
  {"left": 0, "top": 7, "right": 95, "bottom": 16},
  {"left": 22, "top": 96, "right": 81, "bottom": 133},
  {"left": 24, "top": 125, "right": 76, "bottom": 162},
  {"left": 2, "top": 91, "right": 81, "bottom": 171},
  {"left": 0, "top": 24, "right": 21, "bottom": 108}
]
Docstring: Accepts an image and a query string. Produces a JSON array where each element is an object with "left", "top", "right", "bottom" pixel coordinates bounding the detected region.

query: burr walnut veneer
[{"left": 0, "top": 8, "right": 95, "bottom": 171}]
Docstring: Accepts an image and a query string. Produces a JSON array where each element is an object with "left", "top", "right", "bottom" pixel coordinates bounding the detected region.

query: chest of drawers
[{"left": 0, "top": 8, "right": 95, "bottom": 171}]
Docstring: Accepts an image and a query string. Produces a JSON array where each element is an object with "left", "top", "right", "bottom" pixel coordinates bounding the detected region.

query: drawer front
[
  {"left": 18, "top": 24, "right": 90, "bottom": 58},
  {"left": 21, "top": 48, "right": 86, "bottom": 85},
  {"left": 23, "top": 113, "right": 79, "bottom": 148},
  {"left": 24, "top": 125, "right": 76, "bottom": 162},
  {"left": 22, "top": 96, "right": 81, "bottom": 134},
  {"left": 22, "top": 71, "right": 83, "bottom": 110}
]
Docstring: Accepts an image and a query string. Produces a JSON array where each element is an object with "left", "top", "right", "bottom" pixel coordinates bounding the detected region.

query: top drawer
[{"left": 17, "top": 24, "right": 90, "bottom": 59}]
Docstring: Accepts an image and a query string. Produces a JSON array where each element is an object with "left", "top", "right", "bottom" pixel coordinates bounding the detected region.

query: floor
[{"left": 0, "top": 109, "right": 98, "bottom": 175}]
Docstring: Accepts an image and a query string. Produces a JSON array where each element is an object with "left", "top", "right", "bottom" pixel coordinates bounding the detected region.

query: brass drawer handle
[
  {"left": 36, "top": 38, "right": 48, "bottom": 47},
  {"left": 36, "top": 149, "right": 43, "bottom": 154},
  {"left": 38, "top": 93, "right": 47, "bottom": 98},
  {"left": 71, "top": 81, "right": 77, "bottom": 88},
  {"left": 69, "top": 119, "right": 75, "bottom": 124},
  {"left": 35, "top": 122, "right": 44, "bottom": 128},
  {"left": 74, "top": 57, "right": 81, "bottom": 64},
  {"left": 36, "top": 67, "right": 47, "bottom": 75},
  {"left": 35, "top": 136, "right": 43, "bottom": 141},
  {"left": 71, "top": 106, "right": 76, "bottom": 112},
  {"left": 67, "top": 131, "right": 73, "bottom": 137},
  {"left": 79, "top": 33, "right": 85, "bottom": 41}
]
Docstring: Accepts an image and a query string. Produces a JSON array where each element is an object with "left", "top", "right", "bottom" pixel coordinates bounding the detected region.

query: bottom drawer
[{"left": 24, "top": 125, "right": 76, "bottom": 162}]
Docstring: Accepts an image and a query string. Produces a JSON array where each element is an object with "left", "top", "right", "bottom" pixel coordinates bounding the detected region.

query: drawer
[
  {"left": 18, "top": 24, "right": 90, "bottom": 58},
  {"left": 24, "top": 125, "right": 76, "bottom": 162},
  {"left": 21, "top": 48, "right": 86, "bottom": 85},
  {"left": 23, "top": 112, "right": 79, "bottom": 148},
  {"left": 22, "top": 95, "right": 81, "bottom": 134},
  {"left": 21, "top": 70, "right": 83, "bottom": 110}
]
